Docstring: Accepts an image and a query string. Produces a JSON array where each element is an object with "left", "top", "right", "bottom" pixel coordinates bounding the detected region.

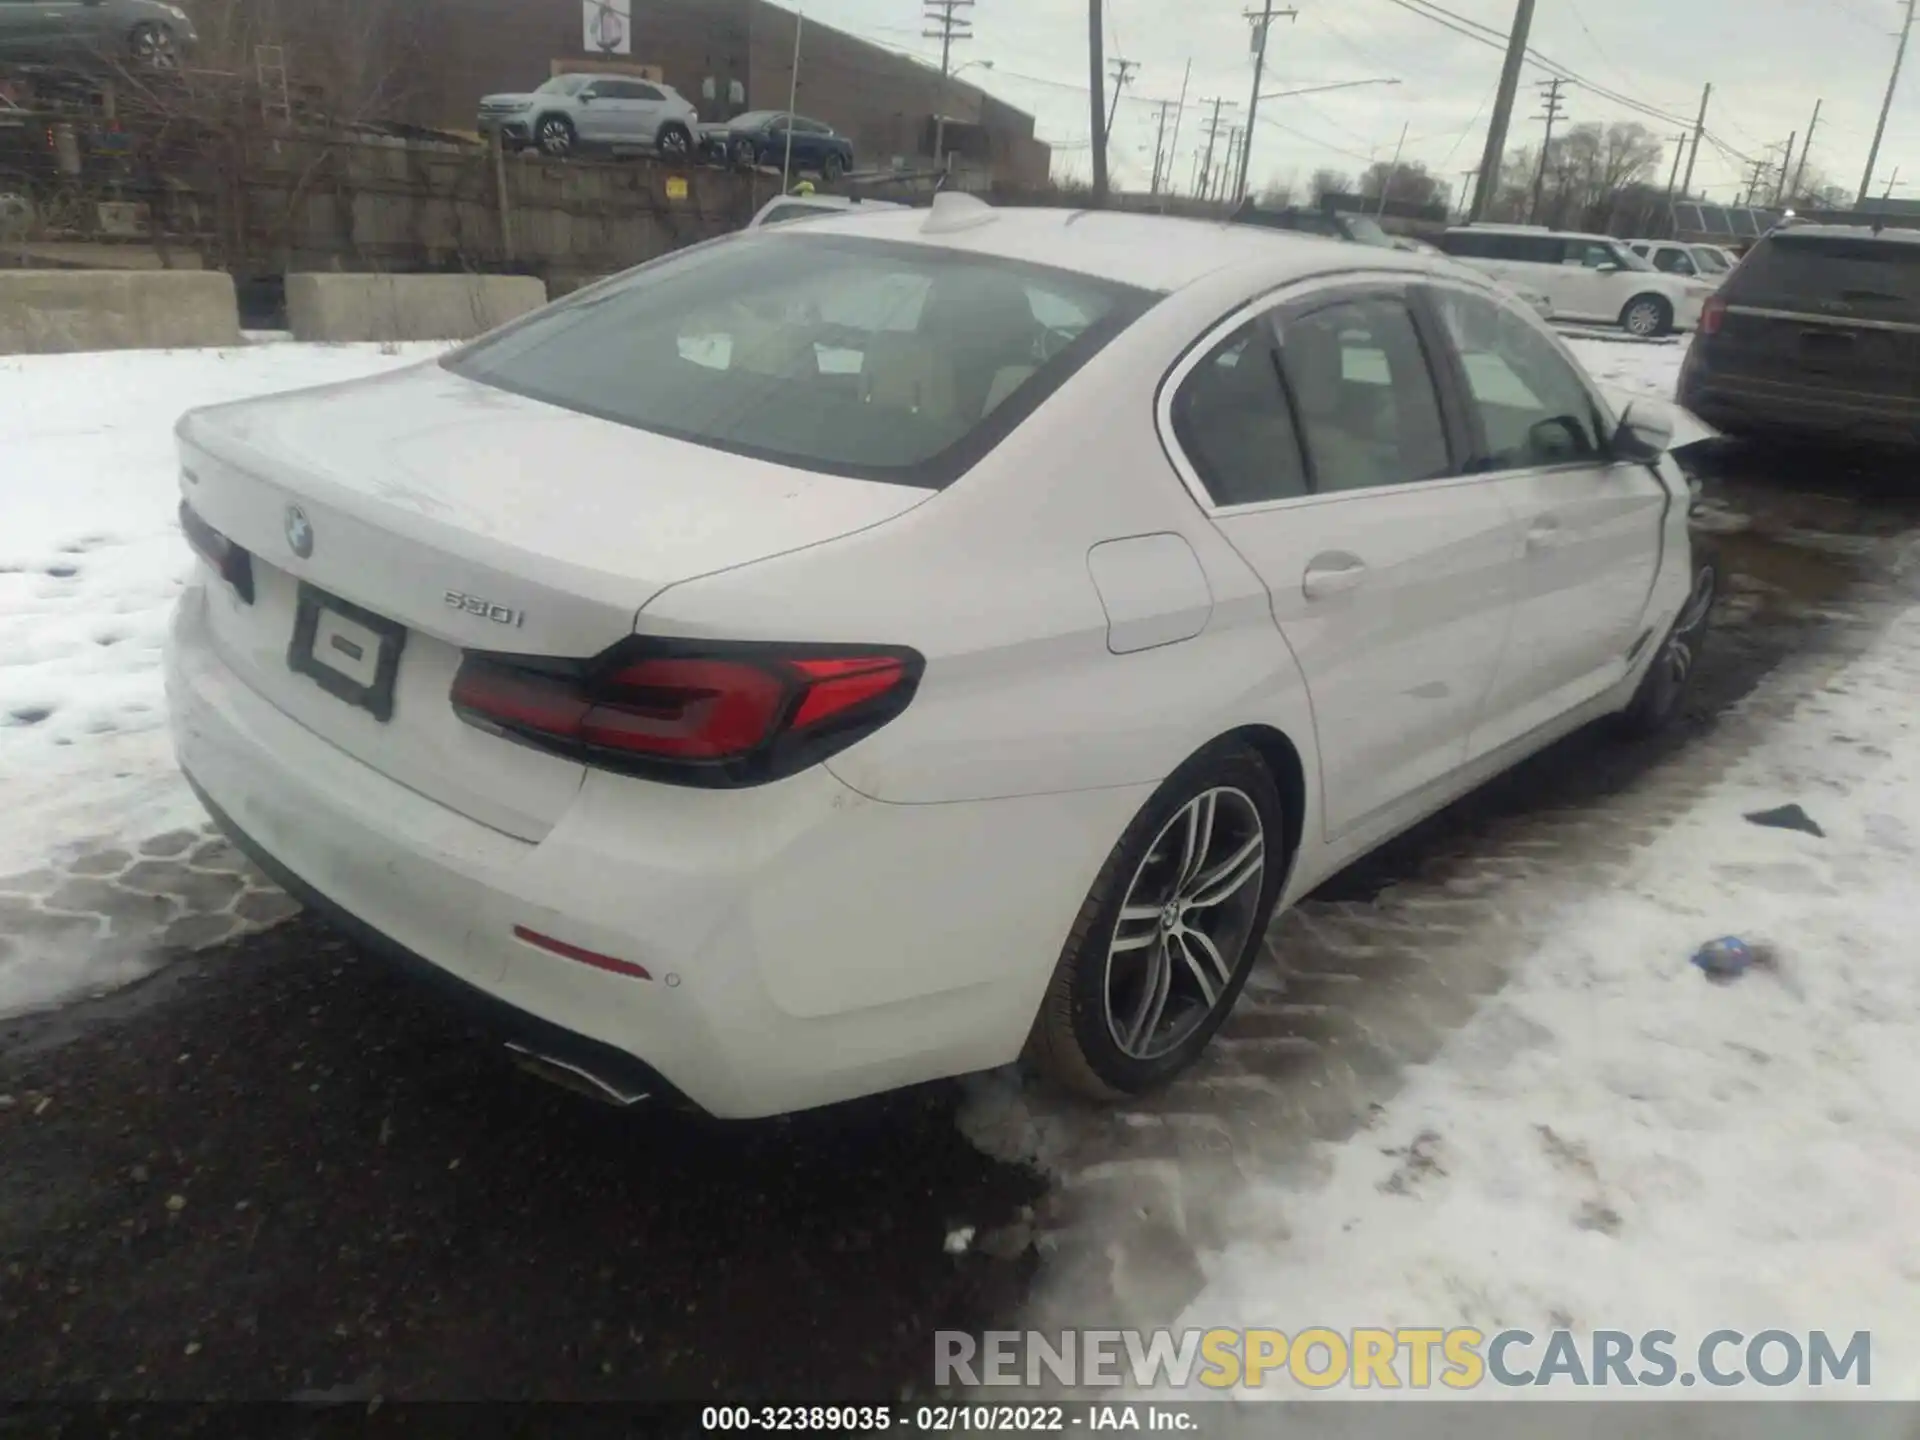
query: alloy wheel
[
  {"left": 1625, "top": 301, "right": 1663, "bottom": 337},
  {"left": 540, "top": 120, "right": 573, "bottom": 156},
  {"left": 1103, "top": 787, "right": 1266, "bottom": 1062}
]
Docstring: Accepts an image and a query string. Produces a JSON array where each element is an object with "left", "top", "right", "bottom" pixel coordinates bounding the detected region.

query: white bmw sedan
[{"left": 167, "top": 196, "right": 1714, "bottom": 1117}]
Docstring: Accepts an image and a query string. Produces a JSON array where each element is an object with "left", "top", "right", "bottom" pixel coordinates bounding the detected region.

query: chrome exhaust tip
[{"left": 505, "top": 1042, "right": 650, "bottom": 1108}]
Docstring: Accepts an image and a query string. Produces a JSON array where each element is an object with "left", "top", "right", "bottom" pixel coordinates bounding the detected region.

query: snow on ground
[
  {"left": 0, "top": 343, "right": 445, "bottom": 1003},
  {"left": 1567, "top": 331, "right": 1691, "bottom": 402},
  {"left": 1142, "top": 602, "right": 1920, "bottom": 1398}
]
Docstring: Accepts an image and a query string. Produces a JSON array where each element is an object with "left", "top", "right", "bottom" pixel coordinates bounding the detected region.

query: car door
[
  {"left": 628, "top": 81, "right": 670, "bottom": 141},
  {"left": 1424, "top": 283, "right": 1666, "bottom": 754},
  {"left": 1552, "top": 239, "right": 1622, "bottom": 321},
  {"left": 601, "top": 80, "right": 651, "bottom": 142},
  {"left": 0, "top": 0, "right": 78, "bottom": 54},
  {"left": 1169, "top": 283, "right": 1521, "bottom": 842}
]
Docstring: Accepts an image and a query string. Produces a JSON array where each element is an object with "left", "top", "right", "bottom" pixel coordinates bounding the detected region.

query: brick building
[{"left": 374, "top": 0, "right": 1052, "bottom": 189}]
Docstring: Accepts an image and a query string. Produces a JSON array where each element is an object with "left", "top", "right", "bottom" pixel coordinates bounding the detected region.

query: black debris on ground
[
  {"left": 1743, "top": 803, "right": 1826, "bottom": 838},
  {"left": 0, "top": 918, "right": 1043, "bottom": 1402}
]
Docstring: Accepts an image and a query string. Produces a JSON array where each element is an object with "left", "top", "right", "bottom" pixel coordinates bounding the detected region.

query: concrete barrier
[
  {"left": 0, "top": 270, "right": 240, "bottom": 355},
  {"left": 285, "top": 273, "right": 549, "bottom": 343}
]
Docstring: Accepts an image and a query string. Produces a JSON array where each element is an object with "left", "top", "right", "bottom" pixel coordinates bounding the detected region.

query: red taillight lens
[
  {"left": 451, "top": 643, "right": 921, "bottom": 786},
  {"left": 1699, "top": 295, "right": 1727, "bottom": 337},
  {"left": 179, "top": 499, "right": 255, "bottom": 604}
]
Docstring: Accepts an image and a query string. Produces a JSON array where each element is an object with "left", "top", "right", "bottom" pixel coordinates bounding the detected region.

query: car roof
[
  {"left": 1446, "top": 223, "right": 1616, "bottom": 241},
  {"left": 1768, "top": 222, "right": 1920, "bottom": 245},
  {"left": 768, "top": 203, "right": 1429, "bottom": 293}
]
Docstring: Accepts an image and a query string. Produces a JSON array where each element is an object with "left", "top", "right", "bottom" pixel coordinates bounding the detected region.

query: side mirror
[
  {"left": 1596, "top": 261, "right": 1621, "bottom": 274},
  {"left": 1612, "top": 401, "right": 1673, "bottom": 461},
  {"left": 578, "top": 91, "right": 596, "bottom": 104}
]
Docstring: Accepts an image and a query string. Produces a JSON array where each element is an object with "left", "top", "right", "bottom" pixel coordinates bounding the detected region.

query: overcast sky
[{"left": 775, "top": 0, "right": 1916, "bottom": 207}]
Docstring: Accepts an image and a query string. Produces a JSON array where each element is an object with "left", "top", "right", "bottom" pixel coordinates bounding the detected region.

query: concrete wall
[
  {"left": 283, "top": 273, "right": 550, "bottom": 343},
  {"left": 0, "top": 270, "right": 239, "bottom": 356}
]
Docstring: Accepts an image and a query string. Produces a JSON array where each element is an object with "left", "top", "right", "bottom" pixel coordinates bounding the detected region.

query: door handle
[
  {"left": 1302, "top": 554, "right": 1368, "bottom": 601},
  {"left": 1525, "top": 519, "right": 1561, "bottom": 552}
]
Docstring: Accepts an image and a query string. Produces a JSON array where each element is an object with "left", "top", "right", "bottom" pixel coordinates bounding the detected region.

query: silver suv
[{"left": 478, "top": 74, "right": 700, "bottom": 161}]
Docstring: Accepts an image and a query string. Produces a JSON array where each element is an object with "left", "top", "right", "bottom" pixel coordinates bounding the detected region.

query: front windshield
[
  {"left": 1612, "top": 243, "right": 1655, "bottom": 271},
  {"left": 1343, "top": 216, "right": 1396, "bottom": 248},
  {"left": 1695, "top": 246, "right": 1732, "bottom": 274},
  {"left": 536, "top": 76, "right": 589, "bottom": 95}
]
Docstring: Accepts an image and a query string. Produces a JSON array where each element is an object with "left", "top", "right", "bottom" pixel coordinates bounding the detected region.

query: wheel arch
[{"left": 1214, "top": 722, "right": 1306, "bottom": 870}]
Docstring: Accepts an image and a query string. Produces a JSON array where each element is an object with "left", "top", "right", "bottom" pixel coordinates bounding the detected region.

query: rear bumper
[
  {"left": 166, "top": 584, "right": 1139, "bottom": 1118},
  {"left": 1679, "top": 371, "right": 1920, "bottom": 449}
]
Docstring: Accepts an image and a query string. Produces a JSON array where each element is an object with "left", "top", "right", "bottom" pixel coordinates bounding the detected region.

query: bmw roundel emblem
[{"left": 285, "top": 504, "right": 314, "bottom": 559}]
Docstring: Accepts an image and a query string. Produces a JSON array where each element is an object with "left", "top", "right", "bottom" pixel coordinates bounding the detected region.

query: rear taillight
[
  {"left": 450, "top": 640, "right": 923, "bottom": 787},
  {"left": 1699, "top": 295, "right": 1727, "bottom": 337},
  {"left": 179, "top": 499, "right": 254, "bottom": 604}
]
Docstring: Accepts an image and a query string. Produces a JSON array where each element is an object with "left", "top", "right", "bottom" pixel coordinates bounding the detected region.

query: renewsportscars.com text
[{"left": 936, "top": 1327, "right": 1872, "bottom": 1390}]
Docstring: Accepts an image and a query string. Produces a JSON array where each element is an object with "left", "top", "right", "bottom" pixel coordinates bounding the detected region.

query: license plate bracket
[{"left": 288, "top": 583, "right": 408, "bottom": 723}]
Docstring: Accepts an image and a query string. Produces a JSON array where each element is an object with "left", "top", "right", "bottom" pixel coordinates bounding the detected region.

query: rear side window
[
  {"left": 445, "top": 235, "right": 1156, "bottom": 488},
  {"left": 1172, "top": 324, "right": 1310, "bottom": 507},
  {"left": 1726, "top": 233, "right": 1920, "bottom": 321},
  {"left": 1279, "top": 296, "right": 1452, "bottom": 493},
  {"left": 1431, "top": 289, "right": 1604, "bottom": 469}
]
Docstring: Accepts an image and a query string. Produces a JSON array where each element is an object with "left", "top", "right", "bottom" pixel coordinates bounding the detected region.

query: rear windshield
[
  {"left": 1726, "top": 233, "right": 1920, "bottom": 320},
  {"left": 445, "top": 235, "right": 1156, "bottom": 488}
]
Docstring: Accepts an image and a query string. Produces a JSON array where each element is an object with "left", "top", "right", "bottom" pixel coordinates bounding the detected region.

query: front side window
[
  {"left": 1430, "top": 288, "right": 1604, "bottom": 470},
  {"left": 445, "top": 235, "right": 1155, "bottom": 488},
  {"left": 1278, "top": 296, "right": 1452, "bottom": 493},
  {"left": 1568, "top": 240, "right": 1617, "bottom": 269},
  {"left": 1652, "top": 246, "right": 1697, "bottom": 276},
  {"left": 1171, "top": 324, "right": 1309, "bottom": 507},
  {"left": 538, "top": 76, "right": 591, "bottom": 96}
]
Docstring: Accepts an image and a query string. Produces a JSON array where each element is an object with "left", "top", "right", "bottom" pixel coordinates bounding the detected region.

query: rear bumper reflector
[{"left": 512, "top": 924, "right": 652, "bottom": 981}]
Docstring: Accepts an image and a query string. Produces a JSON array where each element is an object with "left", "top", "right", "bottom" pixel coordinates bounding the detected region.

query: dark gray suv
[
  {"left": 1679, "top": 223, "right": 1920, "bottom": 452},
  {"left": 0, "top": 0, "right": 197, "bottom": 67}
]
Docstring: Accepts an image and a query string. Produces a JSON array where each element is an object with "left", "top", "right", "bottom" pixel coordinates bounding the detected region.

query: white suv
[
  {"left": 1438, "top": 224, "right": 1714, "bottom": 337},
  {"left": 1627, "top": 239, "right": 1736, "bottom": 285}
]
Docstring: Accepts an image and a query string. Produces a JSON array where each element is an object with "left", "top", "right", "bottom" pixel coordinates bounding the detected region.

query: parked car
[
  {"left": 0, "top": 0, "right": 195, "bottom": 67},
  {"left": 477, "top": 74, "right": 700, "bottom": 161},
  {"left": 1437, "top": 223, "right": 1715, "bottom": 336},
  {"left": 705, "top": 110, "right": 855, "bottom": 181},
  {"left": 167, "top": 197, "right": 1711, "bottom": 1118},
  {"left": 1678, "top": 221, "right": 1920, "bottom": 451},
  {"left": 1627, "top": 239, "right": 1736, "bottom": 283},
  {"left": 1231, "top": 202, "right": 1555, "bottom": 319},
  {"left": 745, "top": 193, "right": 906, "bottom": 229}
]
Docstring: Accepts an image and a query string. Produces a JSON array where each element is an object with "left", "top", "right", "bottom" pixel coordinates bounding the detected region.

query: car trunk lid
[{"left": 176, "top": 360, "right": 929, "bottom": 839}]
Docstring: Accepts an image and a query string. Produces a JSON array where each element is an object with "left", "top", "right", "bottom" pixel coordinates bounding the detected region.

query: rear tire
[
  {"left": 129, "top": 22, "right": 177, "bottom": 69},
  {"left": 1621, "top": 293, "right": 1673, "bottom": 338},
  {"left": 821, "top": 151, "right": 847, "bottom": 182},
  {"left": 1617, "top": 549, "right": 1719, "bottom": 737},
  {"left": 1026, "top": 740, "right": 1287, "bottom": 1100},
  {"left": 656, "top": 121, "right": 693, "bottom": 161}
]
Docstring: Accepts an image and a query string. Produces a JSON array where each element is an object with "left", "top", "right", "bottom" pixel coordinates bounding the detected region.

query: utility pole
[
  {"left": 1859, "top": 0, "right": 1915, "bottom": 206},
  {"left": 1374, "top": 121, "right": 1409, "bottom": 216},
  {"left": 925, "top": 0, "right": 975, "bottom": 172},
  {"left": 1089, "top": 0, "right": 1109, "bottom": 204},
  {"left": 1661, "top": 129, "right": 1689, "bottom": 216},
  {"left": 1221, "top": 125, "right": 1244, "bottom": 199},
  {"left": 1469, "top": 0, "right": 1537, "bottom": 221},
  {"left": 1196, "top": 97, "right": 1237, "bottom": 201},
  {"left": 1887, "top": 164, "right": 1902, "bottom": 199},
  {"left": 1742, "top": 155, "right": 1771, "bottom": 206},
  {"left": 1166, "top": 58, "right": 1193, "bottom": 197},
  {"left": 1527, "top": 77, "right": 1568, "bottom": 225},
  {"left": 1680, "top": 81, "right": 1712, "bottom": 198},
  {"left": 1458, "top": 168, "right": 1478, "bottom": 221},
  {"left": 1104, "top": 55, "right": 1138, "bottom": 185},
  {"left": 1236, "top": 0, "right": 1298, "bottom": 203},
  {"left": 1788, "top": 98, "right": 1821, "bottom": 202},
  {"left": 1774, "top": 129, "right": 1796, "bottom": 206},
  {"left": 1150, "top": 99, "right": 1173, "bottom": 195}
]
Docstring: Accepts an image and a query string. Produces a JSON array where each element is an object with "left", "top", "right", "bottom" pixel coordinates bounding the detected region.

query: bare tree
[
  {"left": 1308, "top": 167, "right": 1351, "bottom": 203},
  {"left": 1256, "top": 179, "right": 1294, "bottom": 208},
  {"left": 1357, "top": 158, "right": 1450, "bottom": 214}
]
